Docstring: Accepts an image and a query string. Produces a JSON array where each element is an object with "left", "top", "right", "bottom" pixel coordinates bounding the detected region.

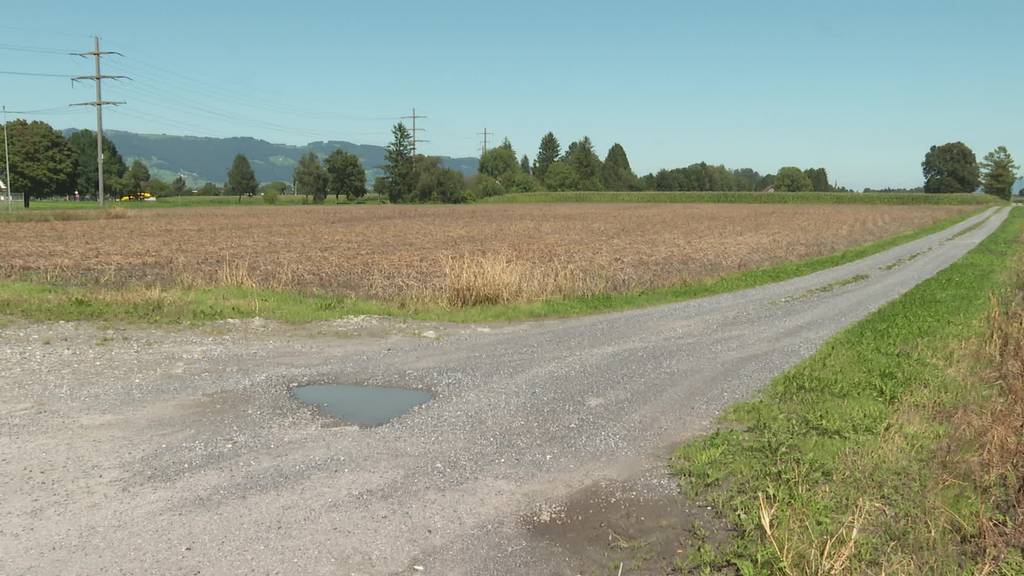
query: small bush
[
  {"left": 502, "top": 172, "right": 541, "bottom": 193},
  {"left": 262, "top": 190, "right": 280, "bottom": 204},
  {"left": 473, "top": 175, "right": 505, "bottom": 198}
]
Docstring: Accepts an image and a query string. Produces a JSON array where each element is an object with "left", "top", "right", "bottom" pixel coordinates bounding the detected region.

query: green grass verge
[
  {"left": 671, "top": 207, "right": 1023, "bottom": 574},
  {"left": 0, "top": 210, "right": 983, "bottom": 324},
  {"left": 481, "top": 191, "right": 1000, "bottom": 206},
  {"left": 8, "top": 191, "right": 1002, "bottom": 212}
]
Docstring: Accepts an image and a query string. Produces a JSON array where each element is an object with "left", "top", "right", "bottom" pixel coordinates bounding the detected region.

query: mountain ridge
[{"left": 62, "top": 129, "right": 480, "bottom": 186}]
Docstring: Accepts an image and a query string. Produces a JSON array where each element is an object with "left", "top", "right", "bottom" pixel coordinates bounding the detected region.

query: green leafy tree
[
  {"left": 533, "top": 132, "right": 561, "bottom": 182},
  {"left": 638, "top": 173, "right": 657, "bottom": 190},
  {"left": 128, "top": 159, "right": 151, "bottom": 185},
  {"left": 116, "top": 159, "right": 152, "bottom": 199},
  {"left": 148, "top": 179, "right": 171, "bottom": 198},
  {"left": 325, "top": 149, "right": 366, "bottom": 201},
  {"left": 520, "top": 154, "right": 530, "bottom": 174},
  {"left": 774, "top": 166, "right": 813, "bottom": 192},
  {"left": 601, "top": 143, "right": 637, "bottom": 191},
  {"left": 503, "top": 171, "right": 540, "bottom": 193},
  {"left": 479, "top": 139, "right": 519, "bottom": 180},
  {"left": 471, "top": 174, "right": 505, "bottom": 198},
  {"left": 293, "top": 152, "right": 327, "bottom": 203},
  {"left": 170, "top": 175, "right": 188, "bottom": 197},
  {"left": 67, "top": 129, "right": 127, "bottom": 198},
  {"left": 380, "top": 123, "right": 415, "bottom": 202},
  {"left": 732, "top": 168, "right": 762, "bottom": 191},
  {"left": 979, "top": 146, "right": 1018, "bottom": 200},
  {"left": 225, "top": 154, "right": 259, "bottom": 201},
  {"left": 198, "top": 182, "right": 221, "bottom": 196},
  {"left": 411, "top": 156, "right": 468, "bottom": 203},
  {"left": 5, "top": 119, "right": 76, "bottom": 204},
  {"left": 543, "top": 161, "right": 579, "bottom": 192},
  {"left": 922, "top": 142, "right": 980, "bottom": 193},
  {"left": 803, "top": 167, "right": 831, "bottom": 191},
  {"left": 563, "top": 136, "right": 603, "bottom": 190}
]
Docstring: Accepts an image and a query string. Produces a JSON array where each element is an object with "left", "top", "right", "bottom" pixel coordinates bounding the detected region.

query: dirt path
[{"left": 0, "top": 207, "right": 1008, "bottom": 575}]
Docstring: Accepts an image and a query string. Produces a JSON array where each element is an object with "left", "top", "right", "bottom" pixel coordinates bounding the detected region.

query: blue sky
[{"left": 1, "top": 0, "right": 1021, "bottom": 189}]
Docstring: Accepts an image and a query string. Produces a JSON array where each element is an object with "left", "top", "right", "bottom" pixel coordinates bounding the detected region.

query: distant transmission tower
[
  {"left": 71, "top": 36, "right": 127, "bottom": 205},
  {"left": 402, "top": 108, "right": 427, "bottom": 156},
  {"left": 477, "top": 127, "right": 491, "bottom": 155}
]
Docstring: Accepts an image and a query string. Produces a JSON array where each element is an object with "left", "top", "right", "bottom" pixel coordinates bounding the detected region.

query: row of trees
[
  {"left": 643, "top": 164, "right": 835, "bottom": 193},
  {"left": 0, "top": 119, "right": 188, "bottom": 203},
  {"left": 374, "top": 126, "right": 840, "bottom": 203},
  {"left": 219, "top": 148, "right": 367, "bottom": 203},
  {"left": 473, "top": 132, "right": 639, "bottom": 196},
  {"left": 922, "top": 142, "right": 1018, "bottom": 199},
  {"left": 5, "top": 119, "right": 1017, "bottom": 205}
]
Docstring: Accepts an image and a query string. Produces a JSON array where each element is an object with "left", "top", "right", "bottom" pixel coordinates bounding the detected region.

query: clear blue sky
[{"left": 2, "top": 0, "right": 1021, "bottom": 189}]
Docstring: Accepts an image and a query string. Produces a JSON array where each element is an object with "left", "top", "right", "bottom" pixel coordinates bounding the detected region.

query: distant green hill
[{"left": 63, "top": 129, "right": 479, "bottom": 186}]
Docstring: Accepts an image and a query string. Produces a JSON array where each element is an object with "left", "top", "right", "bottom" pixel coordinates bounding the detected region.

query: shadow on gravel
[{"left": 525, "top": 480, "right": 733, "bottom": 575}]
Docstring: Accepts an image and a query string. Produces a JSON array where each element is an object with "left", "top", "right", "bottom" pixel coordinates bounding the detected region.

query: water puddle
[{"left": 291, "top": 384, "right": 432, "bottom": 426}]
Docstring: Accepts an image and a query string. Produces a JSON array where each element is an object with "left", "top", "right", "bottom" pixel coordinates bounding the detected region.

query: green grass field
[
  {"left": 671, "top": 207, "right": 1024, "bottom": 574},
  {"left": 481, "top": 191, "right": 1000, "bottom": 206},
  {"left": 0, "top": 209, "right": 981, "bottom": 324}
]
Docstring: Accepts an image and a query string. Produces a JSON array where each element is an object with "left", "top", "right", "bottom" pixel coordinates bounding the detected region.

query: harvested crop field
[{"left": 0, "top": 203, "right": 972, "bottom": 305}]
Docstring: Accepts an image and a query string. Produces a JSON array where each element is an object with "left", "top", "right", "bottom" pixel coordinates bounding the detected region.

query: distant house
[{"left": 761, "top": 185, "right": 775, "bottom": 193}]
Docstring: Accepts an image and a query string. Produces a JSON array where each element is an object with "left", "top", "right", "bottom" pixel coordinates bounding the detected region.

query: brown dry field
[{"left": 0, "top": 203, "right": 971, "bottom": 305}]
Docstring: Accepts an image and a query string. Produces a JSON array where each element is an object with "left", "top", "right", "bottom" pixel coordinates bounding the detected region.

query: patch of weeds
[{"left": 879, "top": 247, "right": 931, "bottom": 271}]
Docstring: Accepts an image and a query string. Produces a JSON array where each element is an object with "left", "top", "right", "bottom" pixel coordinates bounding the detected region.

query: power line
[
  {"left": 401, "top": 108, "right": 427, "bottom": 156},
  {"left": 69, "top": 36, "right": 127, "bottom": 206},
  {"left": 105, "top": 54, "right": 400, "bottom": 123},
  {"left": 101, "top": 64, "right": 395, "bottom": 141},
  {"left": 2, "top": 106, "right": 89, "bottom": 117},
  {"left": 0, "top": 42, "right": 77, "bottom": 55},
  {"left": 0, "top": 70, "right": 75, "bottom": 78}
]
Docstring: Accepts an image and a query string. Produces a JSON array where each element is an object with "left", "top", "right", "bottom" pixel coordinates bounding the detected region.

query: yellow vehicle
[{"left": 118, "top": 191, "right": 154, "bottom": 202}]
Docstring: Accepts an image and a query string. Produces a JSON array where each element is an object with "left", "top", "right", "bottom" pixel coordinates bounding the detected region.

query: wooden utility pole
[{"left": 71, "top": 36, "right": 127, "bottom": 205}]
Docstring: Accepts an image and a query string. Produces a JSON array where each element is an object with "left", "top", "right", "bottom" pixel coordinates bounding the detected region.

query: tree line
[
  {"left": 0, "top": 119, "right": 191, "bottom": 204},
  {"left": 370, "top": 124, "right": 841, "bottom": 201},
  {"left": 921, "top": 141, "right": 1018, "bottom": 200},
  {"left": 3, "top": 118, "right": 1017, "bottom": 204}
]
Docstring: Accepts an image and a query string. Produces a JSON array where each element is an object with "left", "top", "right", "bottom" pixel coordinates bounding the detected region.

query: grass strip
[
  {"left": 481, "top": 191, "right": 1001, "bottom": 206},
  {"left": 0, "top": 210, "right": 984, "bottom": 324},
  {"left": 7, "top": 192, "right": 1001, "bottom": 212},
  {"left": 670, "top": 207, "right": 1023, "bottom": 574}
]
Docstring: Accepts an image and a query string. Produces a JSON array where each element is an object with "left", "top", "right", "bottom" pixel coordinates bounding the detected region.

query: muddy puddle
[{"left": 291, "top": 384, "right": 431, "bottom": 426}]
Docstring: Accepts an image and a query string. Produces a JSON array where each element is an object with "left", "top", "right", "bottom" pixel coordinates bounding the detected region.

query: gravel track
[{"left": 0, "top": 206, "right": 1008, "bottom": 575}]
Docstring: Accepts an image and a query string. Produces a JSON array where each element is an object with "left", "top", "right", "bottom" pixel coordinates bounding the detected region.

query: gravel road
[{"left": 0, "top": 206, "right": 1008, "bottom": 575}]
